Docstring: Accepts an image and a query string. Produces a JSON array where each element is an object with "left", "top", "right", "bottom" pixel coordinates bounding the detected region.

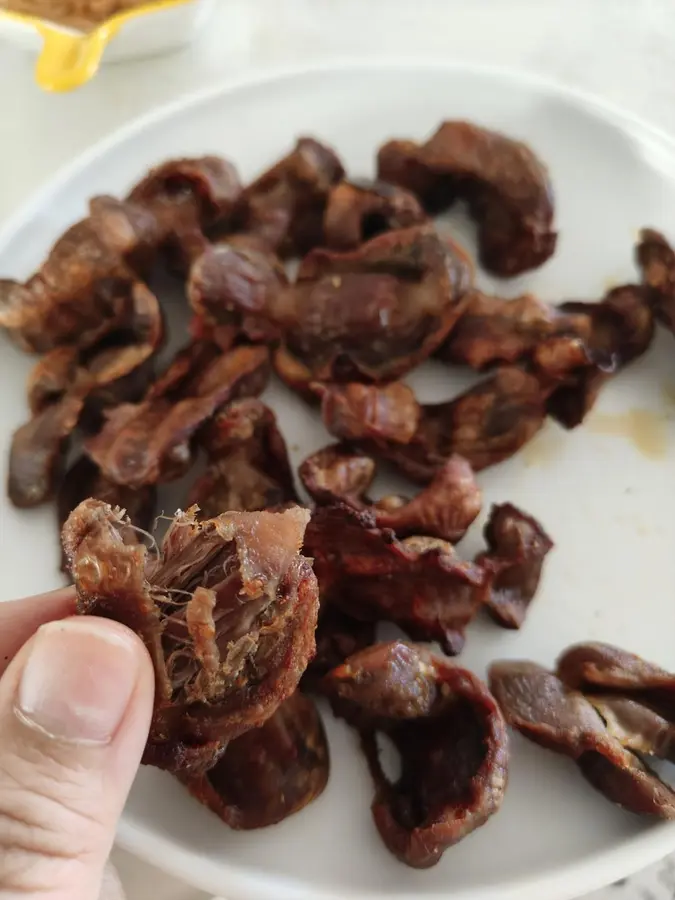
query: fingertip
[
  {"left": 67, "top": 616, "right": 157, "bottom": 739},
  {"left": 68, "top": 615, "right": 155, "bottom": 669},
  {"left": 0, "top": 586, "right": 78, "bottom": 675},
  {"left": 0, "top": 612, "right": 154, "bottom": 900}
]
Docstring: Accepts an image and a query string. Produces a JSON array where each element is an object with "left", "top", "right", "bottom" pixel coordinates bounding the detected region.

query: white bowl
[
  {"left": 0, "top": 0, "right": 214, "bottom": 91},
  {"left": 2, "top": 61, "right": 675, "bottom": 900}
]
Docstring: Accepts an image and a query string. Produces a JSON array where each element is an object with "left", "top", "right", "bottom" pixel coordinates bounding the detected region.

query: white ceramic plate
[{"left": 2, "top": 62, "right": 675, "bottom": 900}]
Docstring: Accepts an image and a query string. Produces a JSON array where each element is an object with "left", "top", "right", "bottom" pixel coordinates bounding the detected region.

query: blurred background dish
[{"left": 0, "top": 0, "right": 215, "bottom": 92}]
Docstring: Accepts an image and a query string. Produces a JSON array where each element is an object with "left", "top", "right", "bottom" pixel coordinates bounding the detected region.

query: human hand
[{"left": 0, "top": 589, "right": 154, "bottom": 899}]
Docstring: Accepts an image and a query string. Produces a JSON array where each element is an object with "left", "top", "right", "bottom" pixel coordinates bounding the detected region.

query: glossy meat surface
[
  {"left": 127, "top": 155, "right": 243, "bottom": 271},
  {"left": 557, "top": 642, "right": 675, "bottom": 720},
  {"left": 187, "top": 237, "right": 286, "bottom": 346},
  {"left": 273, "top": 224, "right": 471, "bottom": 393},
  {"left": 239, "top": 138, "right": 344, "bottom": 256},
  {"left": 476, "top": 503, "right": 553, "bottom": 628},
  {"left": 318, "top": 381, "right": 421, "bottom": 444},
  {"left": 181, "top": 692, "right": 329, "bottom": 828},
  {"left": 636, "top": 228, "right": 675, "bottom": 333},
  {"left": 8, "top": 393, "right": 85, "bottom": 508},
  {"left": 545, "top": 285, "right": 653, "bottom": 428},
  {"left": 321, "top": 369, "right": 549, "bottom": 481},
  {"left": 188, "top": 399, "right": 298, "bottom": 516},
  {"left": 323, "top": 179, "right": 426, "bottom": 250},
  {"left": 62, "top": 500, "right": 320, "bottom": 771},
  {"left": 0, "top": 221, "right": 134, "bottom": 353},
  {"left": 490, "top": 659, "right": 675, "bottom": 819},
  {"left": 378, "top": 121, "right": 556, "bottom": 276},
  {"left": 438, "top": 289, "right": 588, "bottom": 370},
  {"left": 85, "top": 342, "right": 270, "bottom": 488},
  {"left": 305, "top": 504, "right": 487, "bottom": 654},
  {"left": 300, "top": 446, "right": 481, "bottom": 544}
]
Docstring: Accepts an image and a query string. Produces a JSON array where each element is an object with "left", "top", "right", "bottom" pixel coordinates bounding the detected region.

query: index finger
[{"left": 0, "top": 587, "right": 76, "bottom": 676}]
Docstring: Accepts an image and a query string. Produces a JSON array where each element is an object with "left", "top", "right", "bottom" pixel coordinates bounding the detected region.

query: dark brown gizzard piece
[
  {"left": 273, "top": 224, "right": 472, "bottom": 395},
  {"left": 239, "top": 138, "right": 344, "bottom": 257},
  {"left": 577, "top": 746, "right": 675, "bottom": 817},
  {"left": 476, "top": 503, "right": 553, "bottom": 628},
  {"left": 557, "top": 642, "right": 675, "bottom": 720},
  {"left": 27, "top": 335, "right": 158, "bottom": 421},
  {"left": 85, "top": 342, "right": 270, "bottom": 488},
  {"left": 0, "top": 223, "right": 134, "bottom": 353},
  {"left": 300, "top": 446, "right": 482, "bottom": 544},
  {"left": 8, "top": 283, "right": 164, "bottom": 506},
  {"left": 376, "top": 141, "right": 445, "bottom": 212},
  {"left": 180, "top": 692, "right": 329, "bottom": 828},
  {"left": 8, "top": 393, "right": 85, "bottom": 508},
  {"left": 27, "top": 346, "right": 83, "bottom": 415},
  {"left": 636, "top": 228, "right": 675, "bottom": 333},
  {"left": 187, "top": 237, "right": 285, "bottom": 346},
  {"left": 419, "top": 368, "right": 548, "bottom": 477},
  {"left": 557, "top": 642, "right": 675, "bottom": 693},
  {"left": 323, "top": 179, "right": 427, "bottom": 250},
  {"left": 489, "top": 661, "right": 608, "bottom": 754},
  {"left": 318, "top": 381, "right": 421, "bottom": 445},
  {"left": 305, "top": 504, "right": 487, "bottom": 655},
  {"left": 303, "top": 605, "right": 376, "bottom": 688},
  {"left": 378, "top": 121, "right": 557, "bottom": 276},
  {"left": 417, "top": 368, "right": 549, "bottom": 475},
  {"left": 584, "top": 696, "right": 675, "bottom": 764},
  {"left": 372, "top": 455, "right": 482, "bottom": 543},
  {"left": 322, "top": 369, "right": 549, "bottom": 482},
  {"left": 8, "top": 284, "right": 165, "bottom": 508},
  {"left": 324, "top": 641, "right": 509, "bottom": 868},
  {"left": 88, "top": 194, "right": 165, "bottom": 268},
  {"left": 79, "top": 353, "right": 157, "bottom": 434},
  {"left": 299, "top": 444, "right": 377, "bottom": 508},
  {"left": 1, "top": 181, "right": 188, "bottom": 354},
  {"left": 545, "top": 285, "right": 653, "bottom": 428},
  {"left": 489, "top": 660, "right": 675, "bottom": 819},
  {"left": 8, "top": 282, "right": 163, "bottom": 507},
  {"left": 62, "top": 500, "right": 320, "bottom": 772},
  {"left": 127, "top": 156, "right": 243, "bottom": 271},
  {"left": 129, "top": 156, "right": 242, "bottom": 225},
  {"left": 26, "top": 279, "right": 163, "bottom": 417},
  {"left": 439, "top": 282, "right": 652, "bottom": 428},
  {"left": 188, "top": 399, "right": 298, "bottom": 516},
  {"left": 438, "top": 289, "right": 588, "bottom": 370}
]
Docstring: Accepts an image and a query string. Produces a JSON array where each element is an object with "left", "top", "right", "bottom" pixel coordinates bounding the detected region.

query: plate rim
[{"left": 3, "top": 58, "right": 675, "bottom": 900}]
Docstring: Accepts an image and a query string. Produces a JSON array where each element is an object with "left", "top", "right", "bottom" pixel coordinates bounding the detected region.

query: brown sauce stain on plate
[
  {"left": 521, "top": 425, "right": 561, "bottom": 468},
  {"left": 587, "top": 408, "right": 669, "bottom": 460}
]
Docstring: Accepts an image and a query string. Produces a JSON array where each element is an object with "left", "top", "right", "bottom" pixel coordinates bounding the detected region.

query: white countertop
[{"left": 2, "top": 2, "right": 675, "bottom": 898}]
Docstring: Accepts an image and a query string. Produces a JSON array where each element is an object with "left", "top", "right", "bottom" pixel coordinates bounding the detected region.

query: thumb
[{"left": 0, "top": 616, "right": 154, "bottom": 900}]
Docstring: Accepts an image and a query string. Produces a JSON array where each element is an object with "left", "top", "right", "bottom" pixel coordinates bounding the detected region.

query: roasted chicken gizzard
[
  {"left": 324, "top": 641, "right": 509, "bottom": 868},
  {"left": 62, "top": 500, "right": 320, "bottom": 774},
  {"left": 490, "top": 644, "right": 675, "bottom": 819},
  {"left": 378, "top": 121, "right": 557, "bottom": 276}
]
